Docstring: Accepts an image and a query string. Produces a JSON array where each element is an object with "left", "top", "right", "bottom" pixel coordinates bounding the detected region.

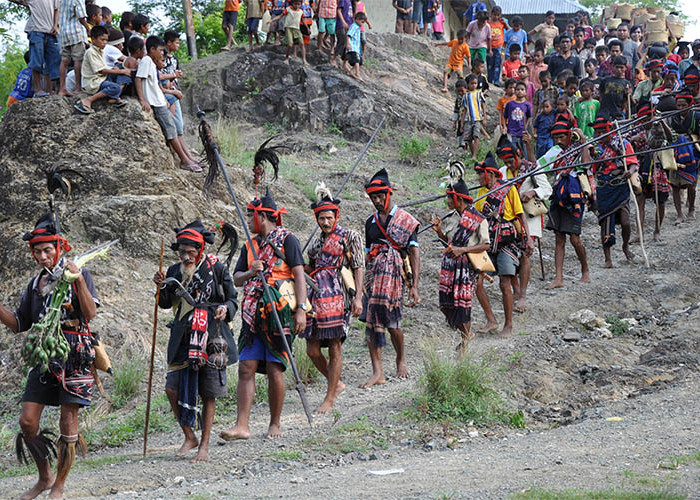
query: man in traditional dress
[
  {"left": 431, "top": 179, "right": 490, "bottom": 352},
  {"left": 301, "top": 184, "right": 364, "bottom": 412},
  {"left": 360, "top": 168, "right": 420, "bottom": 388},
  {"left": 0, "top": 215, "right": 98, "bottom": 500},
  {"left": 669, "top": 89, "right": 700, "bottom": 222},
  {"left": 497, "top": 134, "right": 552, "bottom": 313},
  {"left": 545, "top": 117, "right": 592, "bottom": 288},
  {"left": 220, "top": 189, "right": 307, "bottom": 440},
  {"left": 590, "top": 116, "right": 638, "bottom": 268},
  {"left": 474, "top": 152, "right": 533, "bottom": 337},
  {"left": 153, "top": 220, "right": 239, "bottom": 462}
]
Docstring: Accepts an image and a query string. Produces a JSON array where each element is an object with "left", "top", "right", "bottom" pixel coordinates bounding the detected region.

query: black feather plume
[
  {"left": 199, "top": 119, "right": 221, "bottom": 199},
  {"left": 216, "top": 222, "right": 239, "bottom": 269},
  {"left": 46, "top": 163, "right": 83, "bottom": 198},
  {"left": 254, "top": 136, "right": 289, "bottom": 183}
]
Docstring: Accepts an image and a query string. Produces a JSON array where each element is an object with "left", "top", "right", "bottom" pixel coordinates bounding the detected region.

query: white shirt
[
  {"left": 136, "top": 55, "right": 167, "bottom": 107},
  {"left": 104, "top": 44, "right": 123, "bottom": 69},
  {"left": 25, "top": 0, "right": 58, "bottom": 34}
]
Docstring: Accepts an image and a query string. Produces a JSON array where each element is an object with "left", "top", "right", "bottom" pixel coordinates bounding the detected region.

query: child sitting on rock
[
  {"left": 74, "top": 25, "right": 131, "bottom": 114},
  {"left": 344, "top": 11, "right": 367, "bottom": 81},
  {"left": 136, "top": 35, "right": 201, "bottom": 173},
  {"left": 270, "top": 0, "right": 308, "bottom": 65},
  {"left": 6, "top": 52, "right": 33, "bottom": 109}
]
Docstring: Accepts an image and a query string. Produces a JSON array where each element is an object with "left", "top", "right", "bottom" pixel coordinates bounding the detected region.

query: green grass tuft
[
  {"left": 399, "top": 136, "right": 431, "bottom": 163},
  {"left": 510, "top": 487, "right": 685, "bottom": 500},
  {"left": 605, "top": 316, "right": 630, "bottom": 337},
  {"left": 265, "top": 449, "right": 304, "bottom": 461},
  {"left": 286, "top": 340, "right": 320, "bottom": 385},
  {"left": 111, "top": 355, "right": 145, "bottom": 409}
]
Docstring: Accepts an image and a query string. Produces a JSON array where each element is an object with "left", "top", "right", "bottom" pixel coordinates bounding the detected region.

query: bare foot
[
  {"left": 175, "top": 436, "right": 199, "bottom": 456},
  {"left": 629, "top": 235, "right": 640, "bottom": 244},
  {"left": 675, "top": 216, "right": 686, "bottom": 225},
  {"left": 359, "top": 373, "right": 386, "bottom": 389},
  {"left": 396, "top": 361, "right": 410, "bottom": 379},
  {"left": 604, "top": 260, "right": 614, "bottom": 269},
  {"left": 21, "top": 477, "right": 54, "bottom": 500},
  {"left": 219, "top": 425, "right": 251, "bottom": 441},
  {"left": 514, "top": 298, "right": 527, "bottom": 313},
  {"left": 653, "top": 231, "right": 660, "bottom": 241},
  {"left": 623, "top": 246, "right": 635, "bottom": 261},
  {"left": 475, "top": 322, "right": 498, "bottom": 334},
  {"left": 57, "top": 89, "right": 74, "bottom": 97},
  {"left": 316, "top": 399, "right": 335, "bottom": 414},
  {"left": 283, "top": 58, "right": 290, "bottom": 65},
  {"left": 48, "top": 485, "right": 65, "bottom": 500},
  {"left": 687, "top": 211, "right": 695, "bottom": 220},
  {"left": 267, "top": 423, "right": 283, "bottom": 439},
  {"left": 336, "top": 380, "right": 346, "bottom": 395},
  {"left": 497, "top": 325, "right": 513, "bottom": 338},
  {"left": 441, "top": 87, "right": 448, "bottom": 93},
  {"left": 191, "top": 447, "right": 209, "bottom": 462},
  {"left": 545, "top": 280, "right": 564, "bottom": 290},
  {"left": 330, "top": 59, "right": 337, "bottom": 67},
  {"left": 579, "top": 272, "right": 591, "bottom": 283},
  {"left": 357, "top": 76, "right": 365, "bottom": 82}
]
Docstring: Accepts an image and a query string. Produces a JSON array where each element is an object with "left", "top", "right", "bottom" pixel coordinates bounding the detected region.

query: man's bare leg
[
  {"left": 631, "top": 194, "right": 645, "bottom": 243},
  {"left": 388, "top": 327, "right": 409, "bottom": 378},
  {"left": 672, "top": 187, "right": 686, "bottom": 223},
  {"left": 456, "top": 321, "right": 474, "bottom": 354},
  {"left": 475, "top": 274, "right": 498, "bottom": 333},
  {"left": 620, "top": 209, "right": 634, "bottom": 261},
  {"left": 58, "top": 58, "right": 73, "bottom": 96},
  {"left": 360, "top": 333, "right": 386, "bottom": 388},
  {"left": 193, "top": 397, "right": 216, "bottom": 462},
  {"left": 498, "top": 275, "right": 514, "bottom": 337},
  {"left": 220, "top": 360, "right": 257, "bottom": 440},
  {"left": 165, "top": 386, "right": 198, "bottom": 456},
  {"left": 307, "top": 339, "right": 344, "bottom": 413},
  {"left": 603, "top": 245, "right": 613, "bottom": 268},
  {"left": 19, "top": 402, "right": 54, "bottom": 500},
  {"left": 442, "top": 72, "right": 449, "bottom": 92},
  {"left": 48, "top": 403, "right": 79, "bottom": 499},
  {"left": 687, "top": 183, "right": 696, "bottom": 219},
  {"left": 515, "top": 253, "right": 530, "bottom": 312},
  {"left": 570, "top": 234, "right": 590, "bottom": 282},
  {"left": 545, "top": 232, "right": 566, "bottom": 289},
  {"left": 266, "top": 362, "right": 285, "bottom": 438}
]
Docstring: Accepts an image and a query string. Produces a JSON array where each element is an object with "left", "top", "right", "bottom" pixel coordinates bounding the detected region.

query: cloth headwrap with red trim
[
  {"left": 171, "top": 219, "right": 216, "bottom": 264},
  {"left": 496, "top": 135, "right": 520, "bottom": 161},
  {"left": 445, "top": 179, "right": 473, "bottom": 206},
  {"left": 550, "top": 118, "right": 574, "bottom": 137},
  {"left": 474, "top": 151, "right": 503, "bottom": 179},
  {"left": 589, "top": 116, "right": 613, "bottom": 133},
  {"left": 22, "top": 213, "right": 72, "bottom": 267},
  {"left": 247, "top": 188, "right": 287, "bottom": 232},
  {"left": 675, "top": 86, "right": 696, "bottom": 104},
  {"left": 636, "top": 100, "right": 653, "bottom": 118},
  {"left": 365, "top": 168, "right": 393, "bottom": 211},
  {"left": 645, "top": 59, "right": 664, "bottom": 71},
  {"left": 683, "top": 65, "right": 700, "bottom": 85}
]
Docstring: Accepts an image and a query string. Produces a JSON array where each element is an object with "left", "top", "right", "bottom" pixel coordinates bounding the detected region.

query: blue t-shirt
[
  {"left": 504, "top": 28, "right": 527, "bottom": 57},
  {"left": 10, "top": 68, "right": 34, "bottom": 101},
  {"left": 534, "top": 110, "right": 555, "bottom": 139},
  {"left": 463, "top": 1, "right": 487, "bottom": 22}
]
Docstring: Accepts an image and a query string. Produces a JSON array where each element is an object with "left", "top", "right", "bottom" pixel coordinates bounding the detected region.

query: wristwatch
[{"left": 298, "top": 303, "right": 310, "bottom": 312}]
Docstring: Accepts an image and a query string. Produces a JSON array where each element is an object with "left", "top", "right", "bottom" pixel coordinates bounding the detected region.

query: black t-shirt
[
  {"left": 476, "top": 74, "right": 489, "bottom": 93},
  {"left": 547, "top": 53, "right": 582, "bottom": 78},
  {"left": 364, "top": 210, "right": 418, "bottom": 249},
  {"left": 233, "top": 233, "right": 305, "bottom": 274},
  {"left": 580, "top": 76, "right": 601, "bottom": 95},
  {"left": 598, "top": 76, "right": 629, "bottom": 119}
]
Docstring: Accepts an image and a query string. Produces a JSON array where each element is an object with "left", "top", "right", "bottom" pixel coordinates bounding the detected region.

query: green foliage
[
  {"left": 111, "top": 355, "right": 145, "bottom": 409},
  {"left": 412, "top": 351, "right": 524, "bottom": 427},
  {"left": 265, "top": 449, "right": 304, "bottom": 461},
  {"left": 286, "top": 340, "right": 320, "bottom": 385},
  {"left": 303, "top": 416, "right": 389, "bottom": 454},
  {"left": 0, "top": 44, "right": 28, "bottom": 118},
  {"left": 399, "top": 136, "right": 431, "bottom": 163},
  {"left": 605, "top": 316, "right": 629, "bottom": 337},
  {"left": 657, "top": 451, "right": 700, "bottom": 470},
  {"left": 511, "top": 488, "right": 685, "bottom": 500},
  {"left": 220, "top": 369, "right": 267, "bottom": 410}
]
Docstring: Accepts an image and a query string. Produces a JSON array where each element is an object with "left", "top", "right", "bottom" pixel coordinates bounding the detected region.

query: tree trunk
[{"left": 183, "top": 0, "right": 198, "bottom": 59}]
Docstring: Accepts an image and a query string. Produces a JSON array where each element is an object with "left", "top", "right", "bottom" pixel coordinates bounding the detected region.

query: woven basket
[
  {"left": 646, "top": 31, "right": 669, "bottom": 43},
  {"left": 616, "top": 3, "right": 634, "bottom": 20},
  {"left": 645, "top": 19, "right": 665, "bottom": 32},
  {"left": 668, "top": 21, "right": 684, "bottom": 39},
  {"left": 606, "top": 18, "right": 622, "bottom": 30},
  {"left": 634, "top": 13, "right": 651, "bottom": 26},
  {"left": 603, "top": 4, "right": 617, "bottom": 20},
  {"left": 655, "top": 10, "right": 666, "bottom": 22}
]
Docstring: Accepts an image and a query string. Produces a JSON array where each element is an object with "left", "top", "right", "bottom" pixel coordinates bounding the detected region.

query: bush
[
  {"left": 412, "top": 351, "right": 524, "bottom": 427},
  {"left": 0, "top": 44, "right": 28, "bottom": 118},
  {"left": 399, "top": 136, "right": 431, "bottom": 163},
  {"left": 111, "top": 355, "right": 145, "bottom": 409},
  {"left": 287, "top": 339, "right": 320, "bottom": 385}
]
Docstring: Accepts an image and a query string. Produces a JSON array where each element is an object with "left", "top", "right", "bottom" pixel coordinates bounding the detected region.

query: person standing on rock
[
  {"left": 431, "top": 178, "right": 490, "bottom": 352},
  {"left": 316, "top": 0, "right": 338, "bottom": 57},
  {"left": 220, "top": 190, "right": 307, "bottom": 440},
  {"left": 359, "top": 169, "right": 420, "bottom": 387},
  {"left": 0, "top": 215, "right": 99, "bottom": 500},
  {"left": 545, "top": 117, "right": 591, "bottom": 289},
  {"left": 300, "top": 184, "right": 364, "bottom": 412},
  {"left": 473, "top": 152, "right": 532, "bottom": 337},
  {"left": 153, "top": 221, "right": 239, "bottom": 462}
]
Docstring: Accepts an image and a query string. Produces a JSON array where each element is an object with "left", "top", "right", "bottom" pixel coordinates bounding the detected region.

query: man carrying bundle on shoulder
[
  {"left": 360, "top": 168, "right": 420, "bottom": 388},
  {"left": 431, "top": 178, "right": 490, "bottom": 353},
  {"left": 300, "top": 183, "right": 364, "bottom": 413},
  {"left": 473, "top": 152, "right": 532, "bottom": 338},
  {"left": 153, "top": 220, "right": 239, "bottom": 462},
  {"left": 220, "top": 189, "right": 307, "bottom": 440}
]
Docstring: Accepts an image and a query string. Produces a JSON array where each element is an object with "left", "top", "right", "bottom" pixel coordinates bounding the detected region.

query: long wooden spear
[{"left": 143, "top": 237, "right": 165, "bottom": 456}]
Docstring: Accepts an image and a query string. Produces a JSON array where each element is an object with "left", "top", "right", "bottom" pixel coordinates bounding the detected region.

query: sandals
[
  {"left": 34, "top": 92, "right": 50, "bottom": 98},
  {"left": 111, "top": 100, "right": 127, "bottom": 108},
  {"left": 73, "top": 102, "right": 94, "bottom": 114},
  {"left": 180, "top": 163, "right": 203, "bottom": 173}
]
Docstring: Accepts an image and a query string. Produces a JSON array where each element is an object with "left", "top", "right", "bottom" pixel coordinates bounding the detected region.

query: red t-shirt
[{"left": 502, "top": 59, "right": 522, "bottom": 79}]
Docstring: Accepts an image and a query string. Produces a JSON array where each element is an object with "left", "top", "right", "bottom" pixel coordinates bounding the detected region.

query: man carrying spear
[
  {"left": 153, "top": 220, "right": 239, "bottom": 462},
  {"left": 300, "top": 183, "right": 365, "bottom": 413},
  {"left": 359, "top": 168, "right": 420, "bottom": 387},
  {"left": 473, "top": 152, "right": 532, "bottom": 337},
  {"left": 545, "top": 117, "right": 592, "bottom": 289},
  {"left": 220, "top": 189, "right": 307, "bottom": 440},
  {"left": 0, "top": 215, "right": 98, "bottom": 500}
]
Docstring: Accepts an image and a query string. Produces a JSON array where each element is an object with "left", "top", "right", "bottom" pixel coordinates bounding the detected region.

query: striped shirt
[
  {"left": 59, "top": 0, "right": 87, "bottom": 47},
  {"left": 463, "top": 90, "right": 486, "bottom": 122},
  {"left": 347, "top": 22, "right": 362, "bottom": 54},
  {"left": 318, "top": 0, "right": 337, "bottom": 19}
]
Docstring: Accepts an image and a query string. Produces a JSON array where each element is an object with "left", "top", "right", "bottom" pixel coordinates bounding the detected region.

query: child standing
[
  {"left": 222, "top": 0, "right": 240, "bottom": 50},
  {"left": 527, "top": 48, "right": 547, "bottom": 89},
  {"left": 497, "top": 78, "right": 516, "bottom": 131},
  {"left": 6, "top": 52, "right": 33, "bottom": 109},
  {"left": 432, "top": 6, "right": 445, "bottom": 41},
  {"left": 344, "top": 12, "right": 367, "bottom": 81},
  {"left": 472, "top": 58, "right": 489, "bottom": 94},
  {"left": 453, "top": 79, "right": 468, "bottom": 149},
  {"left": 461, "top": 74, "right": 486, "bottom": 160},
  {"left": 555, "top": 95, "right": 576, "bottom": 126},
  {"left": 58, "top": 0, "right": 90, "bottom": 96},
  {"left": 533, "top": 99, "right": 556, "bottom": 157},
  {"left": 466, "top": 10, "right": 491, "bottom": 68},
  {"left": 245, "top": 0, "right": 264, "bottom": 50},
  {"left": 503, "top": 81, "right": 532, "bottom": 158},
  {"left": 574, "top": 81, "right": 599, "bottom": 139},
  {"left": 271, "top": 0, "right": 308, "bottom": 65},
  {"left": 501, "top": 44, "right": 522, "bottom": 81},
  {"left": 580, "top": 58, "right": 600, "bottom": 96},
  {"left": 355, "top": 0, "right": 371, "bottom": 53},
  {"left": 517, "top": 64, "right": 535, "bottom": 102},
  {"left": 436, "top": 28, "right": 470, "bottom": 93},
  {"left": 316, "top": 0, "right": 338, "bottom": 55},
  {"left": 532, "top": 70, "right": 560, "bottom": 114},
  {"left": 486, "top": 6, "right": 508, "bottom": 84},
  {"left": 504, "top": 16, "right": 527, "bottom": 59},
  {"left": 564, "top": 75, "right": 579, "bottom": 109}
]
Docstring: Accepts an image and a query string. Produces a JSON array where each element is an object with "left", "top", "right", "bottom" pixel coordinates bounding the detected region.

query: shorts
[
  {"left": 444, "top": 66, "right": 464, "bottom": 79},
  {"left": 334, "top": 27, "right": 347, "bottom": 56},
  {"left": 346, "top": 51, "right": 362, "bottom": 67},
  {"left": 411, "top": 0, "right": 424, "bottom": 23},
  {"left": 6, "top": 95, "right": 19, "bottom": 108},
  {"left": 302, "top": 18, "right": 313, "bottom": 44},
  {"left": 471, "top": 47, "right": 487, "bottom": 65},
  {"left": 97, "top": 80, "right": 122, "bottom": 99},
  {"left": 395, "top": 18, "right": 412, "bottom": 34},
  {"left": 246, "top": 17, "right": 260, "bottom": 33},
  {"left": 165, "top": 365, "right": 227, "bottom": 399},
  {"left": 153, "top": 105, "right": 177, "bottom": 140},
  {"left": 239, "top": 335, "right": 283, "bottom": 365},
  {"left": 318, "top": 17, "right": 336, "bottom": 35},
  {"left": 668, "top": 170, "right": 695, "bottom": 187},
  {"left": 494, "top": 250, "right": 518, "bottom": 276},
  {"left": 546, "top": 203, "right": 582, "bottom": 235},
  {"left": 463, "top": 120, "right": 480, "bottom": 141},
  {"left": 285, "top": 27, "right": 303, "bottom": 46},
  {"left": 28, "top": 31, "right": 60, "bottom": 79},
  {"left": 222, "top": 10, "right": 239, "bottom": 27},
  {"left": 269, "top": 12, "right": 285, "bottom": 32},
  {"left": 22, "top": 367, "right": 90, "bottom": 407},
  {"left": 60, "top": 41, "right": 86, "bottom": 61}
]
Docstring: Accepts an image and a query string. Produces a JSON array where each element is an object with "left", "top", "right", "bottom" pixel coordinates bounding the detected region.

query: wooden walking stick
[
  {"left": 537, "top": 238, "right": 545, "bottom": 280},
  {"left": 143, "top": 237, "right": 165, "bottom": 456}
]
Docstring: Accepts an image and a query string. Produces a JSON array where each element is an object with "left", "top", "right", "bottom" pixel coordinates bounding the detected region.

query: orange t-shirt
[
  {"left": 497, "top": 95, "right": 516, "bottom": 114},
  {"left": 488, "top": 20, "right": 507, "bottom": 48},
  {"left": 225, "top": 0, "right": 239, "bottom": 12},
  {"left": 446, "top": 39, "right": 471, "bottom": 72},
  {"left": 502, "top": 58, "right": 522, "bottom": 79}
]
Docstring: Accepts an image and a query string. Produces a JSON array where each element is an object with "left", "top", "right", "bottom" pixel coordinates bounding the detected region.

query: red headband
[
  {"left": 246, "top": 202, "right": 287, "bottom": 226},
  {"left": 637, "top": 105, "right": 653, "bottom": 117},
  {"left": 313, "top": 203, "right": 340, "bottom": 214},
  {"left": 176, "top": 228, "right": 206, "bottom": 263},
  {"left": 28, "top": 229, "right": 72, "bottom": 267},
  {"left": 445, "top": 188, "right": 473, "bottom": 205},
  {"left": 474, "top": 165, "right": 503, "bottom": 179},
  {"left": 551, "top": 121, "right": 572, "bottom": 136}
]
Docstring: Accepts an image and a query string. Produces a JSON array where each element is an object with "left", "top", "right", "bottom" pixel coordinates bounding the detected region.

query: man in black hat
[
  {"left": 301, "top": 183, "right": 364, "bottom": 412},
  {"left": 153, "top": 220, "right": 238, "bottom": 462},
  {"left": 220, "top": 189, "right": 307, "bottom": 440},
  {"left": 0, "top": 214, "right": 99, "bottom": 500},
  {"left": 360, "top": 168, "right": 420, "bottom": 387}
]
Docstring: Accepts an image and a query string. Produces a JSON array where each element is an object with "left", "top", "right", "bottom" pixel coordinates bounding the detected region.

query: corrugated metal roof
[{"left": 495, "top": 0, "right": 587, "bottom": 15}]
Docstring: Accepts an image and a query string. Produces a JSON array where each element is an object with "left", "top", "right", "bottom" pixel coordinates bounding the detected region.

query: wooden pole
[
  {"left": 143, "top": 237, "right": 165, "bottom": 456},
  {"left": 183, "top": 0, "right": 198, "bottom": 60}
]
